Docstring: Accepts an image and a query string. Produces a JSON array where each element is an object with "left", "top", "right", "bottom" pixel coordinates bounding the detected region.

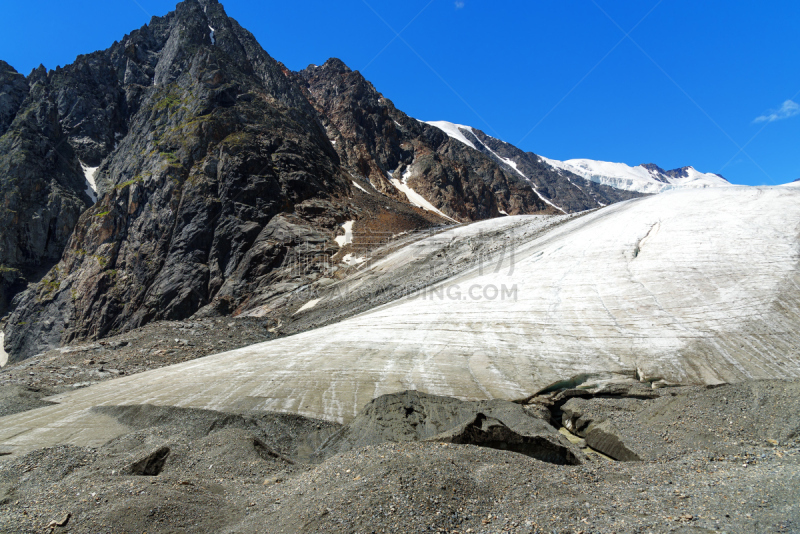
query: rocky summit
[{"left": 1, "top": 1, "right": 799, "bottom": 533}]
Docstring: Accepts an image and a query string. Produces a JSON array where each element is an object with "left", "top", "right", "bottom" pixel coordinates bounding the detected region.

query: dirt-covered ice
[{"left": 1, "top": 187, "right": 800, "bottom": 455}]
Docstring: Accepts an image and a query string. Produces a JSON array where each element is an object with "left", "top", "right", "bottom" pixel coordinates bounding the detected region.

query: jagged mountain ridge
[
  {"left": 430, "top": 122, "right": 647, "bottom": 212},
  {"left": 425, "top": 120, "right": 729, "bottom": 198},
  {"left": 1, "top": 0, "right": 646, "bottom": 361},
  {"left": 291, "top": 60, "right": 642, "bottom": 220},
  {"left": 3, "top": 0, "right": 369, "bottom": 360}
]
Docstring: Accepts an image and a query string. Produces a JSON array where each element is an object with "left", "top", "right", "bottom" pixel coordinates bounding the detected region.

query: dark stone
[
  {"left": 128, "top": 446, "right": 170, "bottom": 476},
  {"left": 311, "top": 390, "right": 584, "bottom": 464}
]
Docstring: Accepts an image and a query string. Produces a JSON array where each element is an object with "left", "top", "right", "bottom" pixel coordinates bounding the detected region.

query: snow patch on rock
[
  {"left": 352, "top": 181, "right": 370, "bottom": 194},
  {"left": 342, "top": 253, "right": 366, "bottom": 267},
  {"left": 80, "top": 162, "right": 98, "bottom": 203},
  {"left": 390, "top": 168, "right": 458, "bottom": 222},
  {"left": 424, "top": 121, "right": 477, "bottom": 150},
  {"left": 294, "top": 299, "right": 322, "bottom": 315},
  {"left": 335, "top": 221, "right": 355, "bottom": 247},
  {"left": 0, "top": 332, "right": 7, "bottom": 367}
]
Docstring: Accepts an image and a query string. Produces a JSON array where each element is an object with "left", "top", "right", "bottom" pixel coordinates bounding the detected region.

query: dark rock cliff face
[
  {"left": 2, "top": 0, "right": 346, "bottom": 360},
  {"left": 0, "top": 63, "right": 94, "bottom": 317}
]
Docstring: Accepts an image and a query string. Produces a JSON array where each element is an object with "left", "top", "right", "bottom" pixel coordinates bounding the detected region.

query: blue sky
[{"left": 2, "top": 0, "right": 799, "bottom": 185}]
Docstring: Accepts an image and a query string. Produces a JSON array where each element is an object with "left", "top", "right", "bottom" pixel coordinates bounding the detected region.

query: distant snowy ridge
[
  {"left": 539, "top": 158, "right": 730, "bottom": 195},
  {"left": 424, "top": 120, "right": 730, "bottom": 197}
]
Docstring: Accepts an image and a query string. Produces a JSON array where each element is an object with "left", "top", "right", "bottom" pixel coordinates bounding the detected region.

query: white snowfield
[
  {"left": 541, "top": 157, "right": 731, "bottom": 194},
  {"left": 2, "top": 187, "right": 800, "bottom": 454}
]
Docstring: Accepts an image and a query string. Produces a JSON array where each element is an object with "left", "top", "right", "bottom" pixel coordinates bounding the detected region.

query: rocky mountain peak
[
  {"left": 319, "top": 58, "right": 352, "bottom": 74},
  {"left": 640, "top": 163, "right": 666, "bottom": 174}
]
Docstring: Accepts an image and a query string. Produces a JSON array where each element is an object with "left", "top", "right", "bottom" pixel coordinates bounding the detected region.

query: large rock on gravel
[{"left": 312, "top": 390, "right": 583, "bottom": 465}]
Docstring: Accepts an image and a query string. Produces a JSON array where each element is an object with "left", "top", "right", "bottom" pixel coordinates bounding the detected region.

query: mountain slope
[
  {"left": 1, "top": 1, "right": 661, "bottom": 361},
  {"left": 2, "top": 0, "right": 389, "bottom": 361},
  {"left": 293, "top": 60, "right": 556, "bottom": 220},
  {"left": 425, "top": 121, "right": 645, "bottom": 212}
]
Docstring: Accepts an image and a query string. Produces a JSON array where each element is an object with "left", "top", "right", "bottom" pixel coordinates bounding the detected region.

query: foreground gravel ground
[
  {"left": 1, "top": 437, "right": 797, "bottom": 533},
  {"left": 0, "top": 377, "right": 798, "bottom": 533}
]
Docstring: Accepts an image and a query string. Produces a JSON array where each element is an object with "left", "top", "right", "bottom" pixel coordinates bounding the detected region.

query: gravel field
[{"left": 1, "top": 377, "right": 798, "bottom": 533}]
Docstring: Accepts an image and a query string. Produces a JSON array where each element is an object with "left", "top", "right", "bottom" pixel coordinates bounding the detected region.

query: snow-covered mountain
[
  {"left": 540, "top": 157, "right": 731, "bottom": 194},
  {"left": 424, "top": 120, "right": 730, "bottom": 196}
]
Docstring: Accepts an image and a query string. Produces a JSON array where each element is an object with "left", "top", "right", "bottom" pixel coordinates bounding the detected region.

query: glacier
[{"left": 1, "top": 186, "right": 799, "bottom": 455}]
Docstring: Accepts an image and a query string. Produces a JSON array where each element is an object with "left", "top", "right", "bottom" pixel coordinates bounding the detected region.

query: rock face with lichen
[
  {"left": 2, "top": 0, "right": 453, "bottom": 362},
  {"left": 3, "top": 0, "right": 348, "bottom": 360}
]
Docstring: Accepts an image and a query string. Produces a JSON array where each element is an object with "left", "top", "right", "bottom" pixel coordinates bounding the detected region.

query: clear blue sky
[{"left": 2, "top": 0, "right": 799, "bottom": 185}]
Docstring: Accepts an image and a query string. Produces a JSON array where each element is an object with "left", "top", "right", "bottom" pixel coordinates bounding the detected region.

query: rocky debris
[
  {"left": 0, "top": 385, "right": 59, "bottom": 418},
  {"left": 311, "top": 390, "right": 583, "bottom": 465},
  {"left": 0, "top": 381, "right": 798, "bottom": 533},
  {"left": 434, "top": 412, "right": 583, "bottom": 465},
  {"left": 528, "top": 378, "right": 800, "bottom": 462},
  {"left": 45, "top": 512, "right": 71, "bottom": 529}
]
